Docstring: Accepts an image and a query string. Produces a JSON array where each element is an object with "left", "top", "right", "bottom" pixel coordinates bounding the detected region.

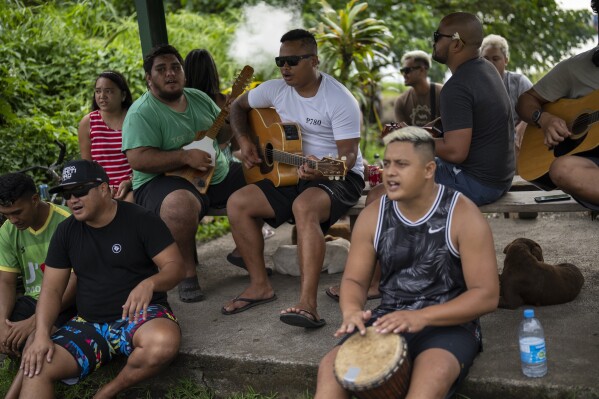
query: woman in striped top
[{"left": 77, "top": 70, "right": 134, "bottom": 201}]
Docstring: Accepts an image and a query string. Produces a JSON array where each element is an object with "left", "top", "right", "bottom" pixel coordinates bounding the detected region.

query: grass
[
  {"left": 197, "top": 216, "right": 231, "bottom": 242},
  {"left": 0, "top": 358, "right": 294, "bottom": 399}
]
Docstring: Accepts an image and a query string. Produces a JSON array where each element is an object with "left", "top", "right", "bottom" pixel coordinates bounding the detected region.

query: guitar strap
[{"left": 429, "top": 83, "right": 438, "bottom": 120}]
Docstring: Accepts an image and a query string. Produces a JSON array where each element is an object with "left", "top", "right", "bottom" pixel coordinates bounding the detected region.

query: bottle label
[{"left": 520, "top": 337, "right": 546, "bottom": 364}]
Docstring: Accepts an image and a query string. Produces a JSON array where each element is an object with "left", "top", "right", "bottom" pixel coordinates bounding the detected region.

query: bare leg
[
  {"left": 326, "top": 184, "right": 386, "bottom": 299},
  {"left": 19, "top": 345, "right": 79, "bottom": 399},
  {"left": 5, "top": 367, "right": 24, "bottom": 399},
  {"left": 314, "top": 347, "right": 349, "bottom": 399},
  {"left": 222, "top": 185, "right": 276, "bottom": 313},
  {"left": 549, "top": 155, "right": 599, "bottom": 204},
  {"left": 160, "top": 190, "right": 203, "bottom": 302},
  {"left": 281, "top": 188, "right": 331, "bottom": 321},
  {"left": 406, "top": 348, "right": 460, "bottom": 399},
  {"left": 93, "top": 318, "right": 181, "bottom": 399}
]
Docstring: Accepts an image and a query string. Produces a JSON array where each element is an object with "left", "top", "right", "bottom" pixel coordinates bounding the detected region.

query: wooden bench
[{"left": 204, "top": 177, "right": 590, "bottom": 228}]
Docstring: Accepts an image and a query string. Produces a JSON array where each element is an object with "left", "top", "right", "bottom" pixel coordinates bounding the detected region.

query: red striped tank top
[{"left": 88, "top": 110, "right": 132, "bottom": 189}]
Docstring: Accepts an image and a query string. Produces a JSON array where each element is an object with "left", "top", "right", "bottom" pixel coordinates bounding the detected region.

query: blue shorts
[
  {"left": 434, "top": 158, "right": 509, "bottom": 206},
  {"left": 51, "top": 304, "right": 179, "bottom": 384},
  {"left": 337, "top": 318, "right": 481, "bottom": 399}
]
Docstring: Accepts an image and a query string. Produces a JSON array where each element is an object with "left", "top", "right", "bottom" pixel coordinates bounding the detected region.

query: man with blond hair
[
  {"left": 315, "top": 126, "right": 499, "bottom": 398},
  {"left": 394, "top": 50, "right": 442, "bottom": 127},
  {"left": 481, "top": 34, "right": 532, "bottom": 155}
]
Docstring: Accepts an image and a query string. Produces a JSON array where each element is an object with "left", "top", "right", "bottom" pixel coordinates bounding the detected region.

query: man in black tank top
[{"left": 315, "top": 127, "right": 499, "bottom": 399}]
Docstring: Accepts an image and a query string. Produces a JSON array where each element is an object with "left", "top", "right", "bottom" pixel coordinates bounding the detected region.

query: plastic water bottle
[
  {"left": 38, "top": 184, "right": 49, "bottom": 201},
  {"left": 518, "top": 309, "right": 547, "bottom": 377}
]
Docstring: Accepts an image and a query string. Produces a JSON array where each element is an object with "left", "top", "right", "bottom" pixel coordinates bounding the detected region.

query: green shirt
[
  {"left": 122, "top": 88, "right": 228, "bottom": 190},
  {"left": 0, "top": 203, "right": 71, "bottom": 300}
]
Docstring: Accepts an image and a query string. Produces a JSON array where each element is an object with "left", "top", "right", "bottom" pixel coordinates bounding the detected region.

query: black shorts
[
  {"left": 337, "top": 318, "right": 480, "bottom": 399},
  {"left": 134, "top": 163, "right": 245, "bottom": 218},
  {"left": 10, "top": 295, "right": 76, "bottom": 329},
  {"left": 255, "top": 170, "right": 364, "bottom": 231}
]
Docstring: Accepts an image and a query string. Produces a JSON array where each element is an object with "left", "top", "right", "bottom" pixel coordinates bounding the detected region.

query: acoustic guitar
[
  {"left": 518, "top": 89, "right": 599, "bottom": 190},
  {"left": 242, "top": 108, "right": 347, "bottom": 186},
  {"left": 167, "top": 65, "right": 254, "bottom": 194}
]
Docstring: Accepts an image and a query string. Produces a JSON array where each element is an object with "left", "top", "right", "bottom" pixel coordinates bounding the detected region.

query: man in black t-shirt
[{"left": 19, "top": 160, "right": 185, "bottom": 398}]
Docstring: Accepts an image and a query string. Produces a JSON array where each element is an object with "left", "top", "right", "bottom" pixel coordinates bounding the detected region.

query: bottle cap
[{"left": 524, "top": 309, "right": 534, "bottom": 318}]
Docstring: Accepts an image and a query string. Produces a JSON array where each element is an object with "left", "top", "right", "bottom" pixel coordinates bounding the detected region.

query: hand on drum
[
  {"left": 372, "top": 310, "right": 426, "bottom": 334},
  {"left": 335, "top": 309, "right": 372, "bottom": 337}
]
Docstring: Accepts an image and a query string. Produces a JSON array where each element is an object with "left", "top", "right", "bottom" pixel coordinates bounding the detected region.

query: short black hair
[
  {"left": 0, "top": 173, "right": 37, "bottom": 206},
  {"left": 593, "top": 0, "right": 598, "bottom": 14},
  {"left": 143, "top": 44, "right": 184, "bottom": 74},
  {"left": 280, "top": 29, "right": 318, "bottom": 54},
  {"left": 92, "top": 70, "right": 133, "bottom": 111}
]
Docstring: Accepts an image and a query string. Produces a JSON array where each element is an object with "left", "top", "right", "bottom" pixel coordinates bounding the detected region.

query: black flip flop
[
  {"left": 226, "top": 252, "right": 273, "bottom": 276},
  {"left": 221, "top": 294, "right": 278, "bottom": 315},
  {"left": 280, "top": 309, "right": 326, "bottom": 328}
]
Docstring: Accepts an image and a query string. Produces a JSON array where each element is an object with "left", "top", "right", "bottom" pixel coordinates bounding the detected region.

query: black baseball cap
[{"left": 49, "top": 160, "right": 109, "bottom": 194}]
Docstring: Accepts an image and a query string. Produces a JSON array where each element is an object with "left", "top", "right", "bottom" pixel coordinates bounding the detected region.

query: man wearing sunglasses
[
  {"left": 224, "top": 29, "right": 364, "bottom": 328},
  {"left": 0, "top": 173, "right": 76, "bottom": 399},
  {"left": 122, "top": 44, "right": 247, "bottom": 303},
  {"left": 431, "top": 12, "right": 514, "bottom": 206},
  {"left": 19, "top": 160, "right": 185, "bottom": 398},
  {"left": 394, "top": 50, "right": 442, "bottom": 128}
]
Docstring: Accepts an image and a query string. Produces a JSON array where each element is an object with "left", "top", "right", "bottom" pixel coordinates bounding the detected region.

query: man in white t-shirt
[
  {"left": 516, "top": 0, "right": 599, "bottom": 210},
  {"left": 223, "top": 29, "right": 365, "bottom": 328}
]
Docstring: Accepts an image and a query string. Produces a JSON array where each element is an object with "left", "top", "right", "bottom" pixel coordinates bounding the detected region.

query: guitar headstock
[
  {"left": 315, "top": 156, "right": 347, "bottom": 180},
  {"left": 381, "top": 123, "right": 402, "bottom": 138},
  {"left": 227, "top": 65, "right": 254, "bottom": 107}
]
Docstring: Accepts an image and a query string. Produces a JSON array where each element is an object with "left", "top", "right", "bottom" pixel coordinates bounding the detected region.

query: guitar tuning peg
[
  {"left": 329, "top": 176, "right": 333, "bottom": 181},
  {"left": 341, "top": 156, "right": 347, "bottom": 161}
]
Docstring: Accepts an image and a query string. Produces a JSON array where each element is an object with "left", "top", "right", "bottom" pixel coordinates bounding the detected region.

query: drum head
[{"left": 334, "top": 326, "right": 406, "bottom": 389}]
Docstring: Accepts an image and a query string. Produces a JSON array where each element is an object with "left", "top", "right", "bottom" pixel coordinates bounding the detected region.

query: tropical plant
[{"left": 312, "top": 0, "right": 393, "bottom": 151}]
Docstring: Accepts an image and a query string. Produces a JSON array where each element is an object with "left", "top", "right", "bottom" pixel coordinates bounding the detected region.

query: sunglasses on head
[
  {"left": 400, "top": 66, "right": 422, "bottom": 74},
  {"left": 275, "top": 54, "right": 314, "bottom": 67},
  {"left": 62, "top": 182, "right": 101, "bottom": 200}
]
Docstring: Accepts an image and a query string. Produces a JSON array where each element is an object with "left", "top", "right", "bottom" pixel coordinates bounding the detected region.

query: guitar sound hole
[
  {"left": 571, "top": 113, "right": 590, "bottom": 137},
  {"left": 264, "top": 143, "right": 274, "bottom": 165}
]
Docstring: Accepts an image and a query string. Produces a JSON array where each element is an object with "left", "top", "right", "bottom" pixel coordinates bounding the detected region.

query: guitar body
[
  {"left": 166, "top": 65, "right": 254, "bottom": 194},
  {"left": 518, "top": 89, "right": 599, "bottom": 190},
  {"left": 244, "top": 108, "right": 303, "bottom": 186}
]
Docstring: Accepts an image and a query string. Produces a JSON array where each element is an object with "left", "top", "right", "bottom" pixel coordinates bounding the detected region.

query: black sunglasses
[
  {"left": 400, "top": 66, "right": 422, "bottom": 74},
  {"left": 62, "top": 182, "right": 101, "bottom": 200},
  {"left": 433, "top": 31, "right": 455, "bottom": 43},
  {"left": 275, "top": 54, "right": 314, "bottom": 67}
]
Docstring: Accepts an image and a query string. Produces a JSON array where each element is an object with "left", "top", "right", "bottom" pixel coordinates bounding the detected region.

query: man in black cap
[{"left": 19, "top": 160, "right": 185, "bottom": 398}]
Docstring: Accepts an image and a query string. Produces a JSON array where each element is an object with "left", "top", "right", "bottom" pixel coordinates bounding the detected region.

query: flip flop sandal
[
  {"left": 280, "top": 309, "right": 326, "bottom": 328},
  {"left": 221, "top": 294, "right": 278, "bottom": 315}
]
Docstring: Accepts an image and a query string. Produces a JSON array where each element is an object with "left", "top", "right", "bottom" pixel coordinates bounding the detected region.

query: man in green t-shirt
[
  {"left": 0, "top": 172, "right": 76, "bottom": 399},
  {"left": 122, "top": 44, "right": 246, "bottom": 303}
]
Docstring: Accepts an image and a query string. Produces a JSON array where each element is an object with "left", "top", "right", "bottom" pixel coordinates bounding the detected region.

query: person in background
[
  {"left": 18, "top": 160, "right": 185, "bottom": 398},
  {"left": 184, "top": 48, "right": 276, "bottom": 264},
  {"left": 394, "top": 50, "right": 442, "bottom": 127},
  {"left": 0, "top": 172, "right": 76, "bottom": 399},
  {"left": 481, "top": 34, "right": 533, "bottom": 159},
  {"left": 516, "top": 0, "right": 599, "bottom": 211},
  {"left": 77, "top": 70, "right": 134, "bottom": 201},
  {"left": 314, "top": 127, "right": 499, "bottom": 399}
]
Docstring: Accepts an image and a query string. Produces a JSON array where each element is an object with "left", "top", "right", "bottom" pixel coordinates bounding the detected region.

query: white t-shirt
[
  {"left": 534, "top": 48, "right": 599, "bottom": 101},
  {"left": 248, "top": 72, "right": 364, "bottom": 177}
]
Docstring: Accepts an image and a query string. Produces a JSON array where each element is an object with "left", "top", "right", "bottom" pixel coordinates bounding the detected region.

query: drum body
[{"left": 334, "top": 326, "right": 411, "bottom": 399}]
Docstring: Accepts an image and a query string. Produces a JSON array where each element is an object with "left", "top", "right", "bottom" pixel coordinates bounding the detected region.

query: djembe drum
[{"left": 334, "top": 326, "right": 411, "bottom": 399}]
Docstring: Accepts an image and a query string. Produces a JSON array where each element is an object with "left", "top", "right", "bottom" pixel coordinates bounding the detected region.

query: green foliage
[{"left": 196, "top": 216, "right": 231, "bottom": 242}]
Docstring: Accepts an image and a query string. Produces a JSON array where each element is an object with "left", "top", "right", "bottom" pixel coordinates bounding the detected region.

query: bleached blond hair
[
  {"left": 481, "top": 34, "right": 509, "bottom": 60},
  {"left": 383, "top": 126, "right": 435, "bottom": 161}
]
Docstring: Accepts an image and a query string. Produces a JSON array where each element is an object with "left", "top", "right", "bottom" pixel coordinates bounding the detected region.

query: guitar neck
[
  {"left": 196, "top": 111, "right": 228, "bottom": 141},
  {"left": 270, "top": 149, "right": 317, "bottom": 168}
]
